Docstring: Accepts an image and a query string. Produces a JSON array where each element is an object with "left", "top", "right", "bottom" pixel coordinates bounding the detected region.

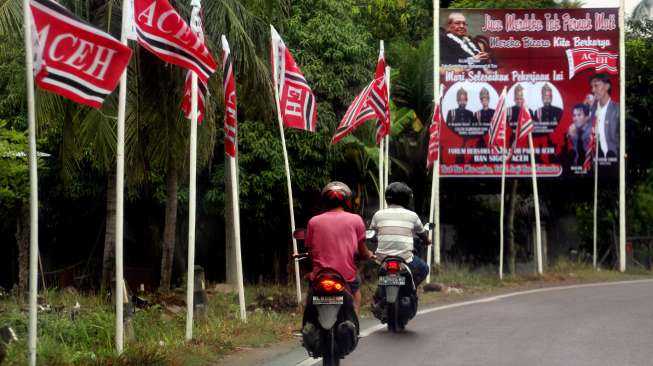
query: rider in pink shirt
[{"left": 305, "top": 181, "right": 372, "bottom": 313}]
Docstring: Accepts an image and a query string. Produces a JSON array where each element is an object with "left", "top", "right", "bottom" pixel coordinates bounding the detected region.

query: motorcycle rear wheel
[{"left": 322, "top": 328, "right": 340, "bottom": 366}]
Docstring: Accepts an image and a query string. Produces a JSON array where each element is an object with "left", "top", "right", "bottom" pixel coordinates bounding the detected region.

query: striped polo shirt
[{"left": 370, "top": 205, "right": 425, "bottom": 262}]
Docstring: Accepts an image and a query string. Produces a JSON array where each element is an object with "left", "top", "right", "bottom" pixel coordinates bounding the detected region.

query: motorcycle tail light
[
  {"left": 386, "top": 261, "right": 401, "bottom": 273},
  {"left": 317, "top": 278, "right": 345, "bottom": 293}
]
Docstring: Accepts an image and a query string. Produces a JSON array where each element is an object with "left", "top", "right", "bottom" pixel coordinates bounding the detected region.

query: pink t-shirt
[{"left": 305, "top": 210, "right": 365, "bottom": 282}]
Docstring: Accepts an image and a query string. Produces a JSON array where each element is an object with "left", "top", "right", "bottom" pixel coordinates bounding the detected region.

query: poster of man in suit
[{"left": 590, "top": 73, "right": 620, "bottom": 161}]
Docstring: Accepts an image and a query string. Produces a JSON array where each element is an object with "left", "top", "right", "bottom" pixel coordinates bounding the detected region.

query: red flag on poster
[
  {"left": 515, "top": 103, "right": 534, "bottom": 145},
  {"left": 270, "top": 26, "right": 317, "bottom": 132},
  {"left": 222, "top": 36, "right": 237, "bottom": 157},
  {"left": 29, "top": 0, "right": 132, "bottom": 109},
  {"left": 133, "top": 0, "right": 217, "bottom": 83},
  {"left": 181, "top": 2, "right": 208, "bottom": 123},
  {"left": 583, "top": 122, "right": 596, "bottom": 172},
  {"left": 427, "top": 102, "right": 443, "bottom": 169},
  {"left": 488, "top": 87, "right": 508, "bottom": 154}
]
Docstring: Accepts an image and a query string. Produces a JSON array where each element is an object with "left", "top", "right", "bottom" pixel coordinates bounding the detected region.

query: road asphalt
[{"left": 263, "top": 279, "right": 653, "bottom": 366}]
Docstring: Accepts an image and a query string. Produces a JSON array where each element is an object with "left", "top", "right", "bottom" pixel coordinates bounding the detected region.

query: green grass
[{"left": 1, "top": 262, "right": 651, "bottom": 365}]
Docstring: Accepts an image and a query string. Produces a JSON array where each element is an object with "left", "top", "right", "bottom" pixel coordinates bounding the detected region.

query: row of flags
[
  {"left": 29, "top": 0, "right": 392, "bottom": 157},
  {"left": 28, "top": 0, "right": 595, "bottom": 175}
]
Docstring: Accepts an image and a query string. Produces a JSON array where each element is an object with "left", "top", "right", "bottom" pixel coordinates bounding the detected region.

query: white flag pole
[
  {"left": 384, "top": 66, "right": 390, "bottom": 207},
  {"left": 593, "top": 127, "right": 599, "bottom": 269},
  {"left": 222, "top": 35, "right": 247, "bottom": 321},
  {"left": 271, "top": 26, "right": 302, "bottom": 305},
  {"left": 528, "top": 133, "right": 543, "bottom": 275},
  {"left": 618, "top": 0, "right": 626, "bottom": 272},
  {"left": 499, "top": 127, "right": 507, "bottom": 280},
  {"left": 229, "top": 154, "right": 247, "bottom": 320},
  {"left": 114, "top": 0, "right": 131, "bottom": 354},
  {"left": 432, "top": 4, "right": 442, "bottom": 271},
  {"left": 379, "top": 137, "right": 385, "bottom": 210},
  {"left": 185, "top": 71, "right": 198, "bottom": 340},
  {"left": 22, "top": 2, "right": 39, "bottom": 364}
]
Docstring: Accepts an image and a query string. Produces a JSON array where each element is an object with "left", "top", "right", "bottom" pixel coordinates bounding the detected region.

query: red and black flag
[
  {"left": 133, "top": 0, "right": 217, "bottom": 83},
  {"left": 372, "top": 44, "right": 390, "bottom": 144},
  {"left": 488, "top": 87, "right": 508, "bottom": 154},
  {"left": 181, "top": 1, "right": 208, "bottom": 123},
  {"left": 331, "top": 44, "right": 390, "bottom": 144},
  {"left": 583, "top": 123, "right": 596, "bottom": 172},
  {"left": 270, "top": 26, "right": 317, "bottom": 132},
  {"left": 331, "top": 80, "right": 377, "bottom": 144},
  {"left": 515, "top": 103, "right": 534, "bottom": 146},
  {"left": 29, "top": 0, "right": 132, "bottom": 109},
  {"left": 222, "top": 35, "right": 237, "bottom": 157},
  {"left": 427, "top": 101, "right": 443, "bottom": 169}
]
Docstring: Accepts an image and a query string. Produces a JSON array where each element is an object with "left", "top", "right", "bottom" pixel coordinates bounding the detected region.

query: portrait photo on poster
[{"left": 442, "top": 81, "right": 500, "bottom": 138}]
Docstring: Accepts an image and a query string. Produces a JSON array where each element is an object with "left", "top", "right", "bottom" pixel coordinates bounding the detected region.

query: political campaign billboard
[{"left": 438, "top": 8, "right": 620, "bottom": 177}]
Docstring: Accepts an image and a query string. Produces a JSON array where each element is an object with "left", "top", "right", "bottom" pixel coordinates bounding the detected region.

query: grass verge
[{"left": 1, "top": 261, "right": 650, "bottom": 365}]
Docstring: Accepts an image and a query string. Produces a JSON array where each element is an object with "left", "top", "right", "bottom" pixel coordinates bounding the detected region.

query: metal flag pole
[
  {"left": 384, "top": 65, "right": 391, "bottom": 208},
  {"left": 222, "top": 35, "right": 247, "bottom": 321},
  {"left": 229, "top": 153, "right": 246, "bottom": 320},
  {"left": 528, "top": 133, "right": 543, "bottom": 275},
  {"left": 22, "top": 2, "right": 39, "bottom": 364},
  {"left": 379, "top": 137, "right": 385, "bottom": 210},
  {"left": 618, "top": 0, "right": 626, "bottom": 272},
  {"left": 271, "top": 26, "right": 302, "bottom": 305},
  {"left": 432, "top": 3, "right": 441, "bottom": 270},
  {"left": 593, "top": 125, "right": 599, "bottom": 269},
  {"left": 499, "top": 121, "right": 507, "bottom": 280},
  {"left": 114, "top": 0, "right": 131, "bottom": 354},
  {"left": 185, "top": 0, "right": 204, "bottom": 340},
  {"left": 185, "top": 70, "right": 198, "bottom": 340}
]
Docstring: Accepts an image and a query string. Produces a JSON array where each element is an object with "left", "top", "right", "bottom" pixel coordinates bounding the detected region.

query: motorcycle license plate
[
  {"left": 312, "top": 296, "right": 344, "bottom": 305},
  {"left": 379, "top": 275, "right": 405, "bottom": 286}
]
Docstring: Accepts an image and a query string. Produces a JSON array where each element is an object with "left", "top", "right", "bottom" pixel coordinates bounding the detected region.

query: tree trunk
[
  {"left": 224, "top": 157, "right": 237, "bottom": 286},
  {"left": 101, "top": 171, "right": 117, "bottom": 291},
  {"left": 16, "top": 203, "right": 30, "bottom": 299},
  {"left": 159, "top": 160, "right": 179, "bottom": 291},
  {"left": 507, "top": 179, "right": 519, "bottom": 275}
]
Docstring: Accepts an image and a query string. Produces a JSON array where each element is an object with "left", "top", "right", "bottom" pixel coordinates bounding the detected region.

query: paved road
[{"left": 269, "top": 280, "right": 653, "bottom": 366}]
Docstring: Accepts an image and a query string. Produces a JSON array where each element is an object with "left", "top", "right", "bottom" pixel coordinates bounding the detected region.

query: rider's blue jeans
[{"left": 408, "top": 255, "right": 429, "bottom": 287}]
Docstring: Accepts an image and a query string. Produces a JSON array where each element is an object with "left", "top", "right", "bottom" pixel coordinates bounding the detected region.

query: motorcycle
[
  {"left": 367, "top": 223, "right": 432, "bottom": 332},
  {"left": 293, "top": 229, "right": 359, "bottom": 366}
]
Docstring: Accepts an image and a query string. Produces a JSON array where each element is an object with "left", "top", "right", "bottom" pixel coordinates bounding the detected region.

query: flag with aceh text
[
  {"left": 133, "top": 0, "right": 217, "bottom": 83},
  {"left": 30, "top": 0, "right": 132, "bottom": 109},
  {"left": 270, "top": 26, "right": 317, "bottom": 132}
]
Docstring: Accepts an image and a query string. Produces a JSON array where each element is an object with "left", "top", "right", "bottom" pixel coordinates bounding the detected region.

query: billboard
[{"left": 438, "top": 9, "right": 620, "bottom": 177}]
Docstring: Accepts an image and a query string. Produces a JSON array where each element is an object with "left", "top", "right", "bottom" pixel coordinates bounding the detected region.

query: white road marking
[{"left": 296, "top": 278, "right": 653, "bottom": 365}]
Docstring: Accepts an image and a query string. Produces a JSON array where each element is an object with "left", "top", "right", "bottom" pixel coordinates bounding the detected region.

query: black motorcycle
[
  {"left": 372, "top": 255, "right": 418, "bottom": 332},
  {"left": 294, "top": 230, "right": 359, "bottom": 366},
  {"left": 367, "top": 224, "right": 432, "bottom": 332}
]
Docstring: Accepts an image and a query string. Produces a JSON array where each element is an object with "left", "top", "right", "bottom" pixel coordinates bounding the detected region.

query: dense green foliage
[{"left": 1, "top": 0, "right": 653, "bottom": 291}]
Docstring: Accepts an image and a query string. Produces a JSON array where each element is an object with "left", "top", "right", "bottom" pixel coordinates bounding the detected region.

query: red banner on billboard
[{"left": 438, "top": 9, "right": 620, "bottom": 177}]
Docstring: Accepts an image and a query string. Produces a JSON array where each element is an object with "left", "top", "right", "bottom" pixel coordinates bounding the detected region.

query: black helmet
[
  {"left": 385, "top": 182, "right": 412, "bottom": 208},
  {"left": 321, "top": 181, "right": 353, "bottom": 210}
]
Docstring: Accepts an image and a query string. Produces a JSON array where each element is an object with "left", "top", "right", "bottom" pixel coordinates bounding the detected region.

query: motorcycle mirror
[
  {"left": 365, "top": 229, "right": 376, "bottom": 239},
  {"left": 293, "top": 229, "right": 306, "bottom": 240}
]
